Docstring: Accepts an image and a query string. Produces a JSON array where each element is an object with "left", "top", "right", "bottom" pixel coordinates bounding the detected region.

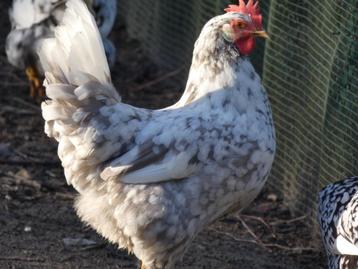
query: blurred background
[{"left": 0, "top": 0, "right": 357, "bottom": 268}]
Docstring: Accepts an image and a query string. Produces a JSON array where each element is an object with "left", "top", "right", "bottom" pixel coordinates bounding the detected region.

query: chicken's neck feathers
[{"left": 176, "top": 15, "right": 265, "bottom": 109}]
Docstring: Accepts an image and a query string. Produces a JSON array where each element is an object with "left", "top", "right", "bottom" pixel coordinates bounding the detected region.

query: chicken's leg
[{"left": 25, "top": 65, "right": 45, "bottom": 99}]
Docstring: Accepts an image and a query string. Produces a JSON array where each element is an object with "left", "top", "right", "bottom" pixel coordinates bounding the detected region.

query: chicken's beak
[{"left": 251, "top": 31, "right": 269, "bottom": 39}]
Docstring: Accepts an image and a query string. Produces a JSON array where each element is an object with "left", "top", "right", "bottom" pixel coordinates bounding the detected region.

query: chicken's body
[
  {"left": 6, "top": 0, "right": 117, "bottom": 98},
  {"left": 39, "top": 0, "right": 275, "bottom": 268},
  {"left": 318, "top": 177, "right": 358, "bottom": 269}
]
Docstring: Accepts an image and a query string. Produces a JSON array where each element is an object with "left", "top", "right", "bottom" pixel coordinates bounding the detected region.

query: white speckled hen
[
  {"left": 5, "top": 0, "right": 117, "bottom": 98},
  {"left": 39, "top": 0, "right": 276, "bottom": 268},
  {"left": 318, "top": 177, "right": 358, "bottom": 269}
]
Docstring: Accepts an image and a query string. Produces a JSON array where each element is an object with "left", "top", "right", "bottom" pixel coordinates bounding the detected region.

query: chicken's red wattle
[{"left": 236, "top": 36, "right": 256, "bottom": 55}]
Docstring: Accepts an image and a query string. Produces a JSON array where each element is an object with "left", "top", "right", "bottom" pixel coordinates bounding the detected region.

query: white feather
[
  {"left": 101, "top": 152, "right": 197, "bottom": 184},
  {"left": 39, "top": 0, "right": 110, "bottom": 85},
  {"left": 335, "top": 235, "right": 358, "bottom": 255},
  {"left": 10, "top": 0, "right": 56, "bottom": 29}
]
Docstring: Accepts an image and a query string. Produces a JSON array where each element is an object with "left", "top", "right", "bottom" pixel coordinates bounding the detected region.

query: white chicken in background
[
  {"left": 39, "top": 0, "right": 275, "bottom": 268},
  {"left": 318, "top": 177, "right": 358, "bottom": 269},
  {"left": 5, "top": 0, "right": 117, "bottom": 98}
]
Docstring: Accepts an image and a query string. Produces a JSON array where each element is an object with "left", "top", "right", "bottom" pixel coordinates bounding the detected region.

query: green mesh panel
[
  {"left": 264, "top": 0, "right": 358, "bottom": 219},
  {"left": 118, "top": 0, "right": 358, "bottom": 228}
]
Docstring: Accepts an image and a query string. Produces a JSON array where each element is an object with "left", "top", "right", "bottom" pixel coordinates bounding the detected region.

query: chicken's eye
[
  {"left": 236, "top": 20, "right": 246, "bottom": 29},
  {"left": 230, "top": 19, "right": 247, "bottom": 30}
]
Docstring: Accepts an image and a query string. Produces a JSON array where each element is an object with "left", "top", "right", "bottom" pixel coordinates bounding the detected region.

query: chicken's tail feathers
[
  {"left": 39, "top": 0, "right": 121, "bottom": 189},
  {"left": 39, "top": 0, "right": 111, "bottom": 86}
]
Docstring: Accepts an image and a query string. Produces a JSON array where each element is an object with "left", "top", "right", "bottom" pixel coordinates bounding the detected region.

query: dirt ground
[{"left": 0, "top": 1, "right": 326, "bottom": 268}]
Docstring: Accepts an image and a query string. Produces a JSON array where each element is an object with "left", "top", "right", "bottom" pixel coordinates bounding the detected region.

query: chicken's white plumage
[
  {"left": 9, "top": 0, "right": 62, "bottom": 29},
  {"left": 40, "top": 1, "right": 276, "bottom": 268},
  {"left": 40, "top": 0, "right": 110, "bottom": 85},
  {"left": 6, "top": 0, "right": 117, "bottom": 72}
]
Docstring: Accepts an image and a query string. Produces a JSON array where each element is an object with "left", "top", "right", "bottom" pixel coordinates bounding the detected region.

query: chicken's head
[{"left": 222, "top": 0, "right": 268, "bottom": 55}]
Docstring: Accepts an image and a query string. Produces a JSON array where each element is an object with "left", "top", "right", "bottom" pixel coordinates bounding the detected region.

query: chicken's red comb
[{"left": 225, "top": 0, "right": 263, "bottom": 30}]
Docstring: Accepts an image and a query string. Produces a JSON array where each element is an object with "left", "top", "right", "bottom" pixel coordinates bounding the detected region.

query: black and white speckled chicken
[
  {"left": 39, "top": 0, "right": 276, "bottom": 268},
  {"left": 5, "top": 0, "right": 117, "bottom": 98},
  {"left": 318, "top": 176, "right": 358, "bottom": 269}
]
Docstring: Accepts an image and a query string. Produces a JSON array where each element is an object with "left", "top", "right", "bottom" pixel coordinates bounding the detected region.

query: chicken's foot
[{"left": 25, "top": 66, "right": 45, "bottom": 99}]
